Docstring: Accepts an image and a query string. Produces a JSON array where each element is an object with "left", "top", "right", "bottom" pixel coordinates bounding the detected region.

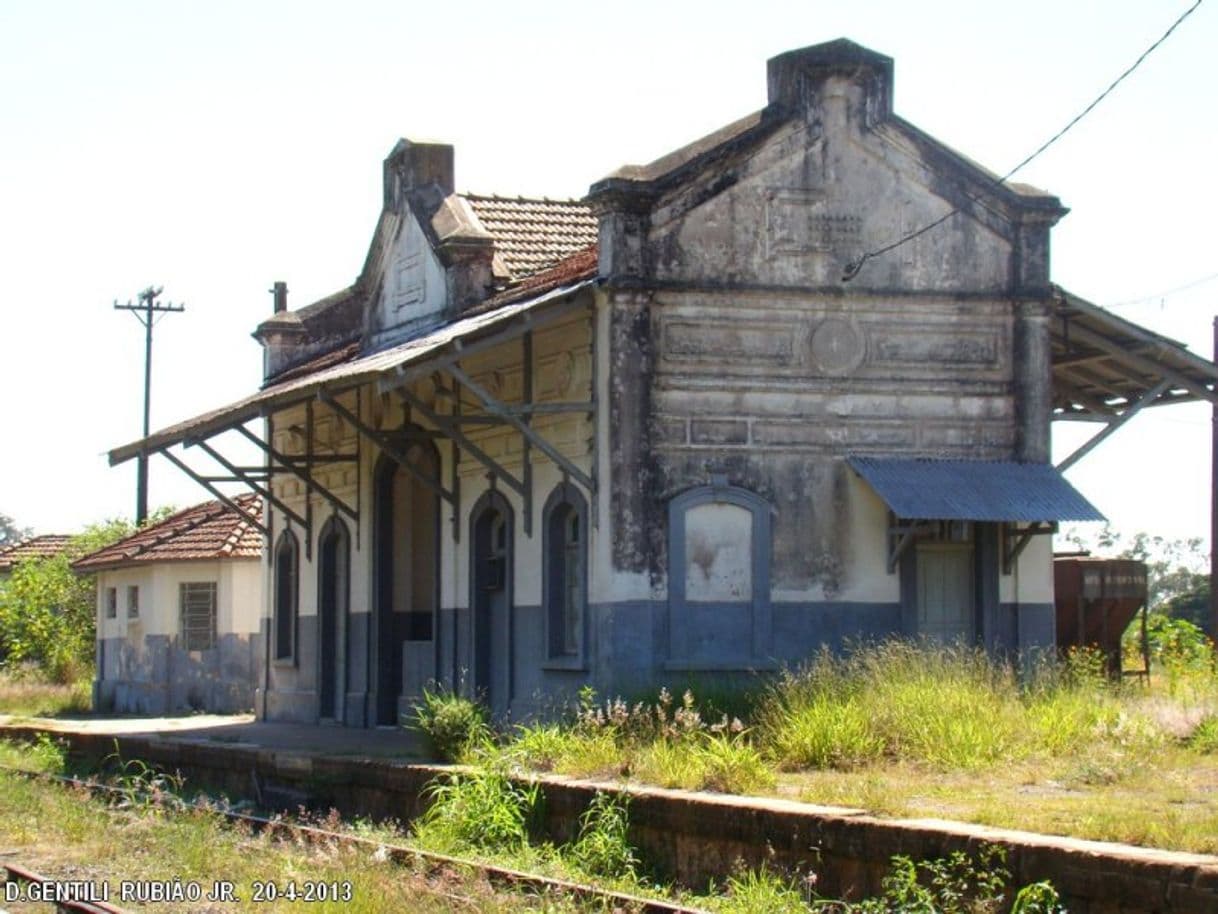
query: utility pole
[
  {"left": 1212, "top": 315, "right": 1217, "bottom": 658},
  {"left": 114, "top": 286, "right": 185, "bottom": 524}
]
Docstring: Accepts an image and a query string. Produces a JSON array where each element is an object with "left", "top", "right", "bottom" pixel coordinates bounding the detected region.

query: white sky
[{"left": 1, "top": 0, "right": 1215, "bottom": 550}]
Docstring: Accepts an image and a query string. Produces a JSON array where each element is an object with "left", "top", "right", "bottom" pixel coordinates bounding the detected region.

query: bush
[
  {"left": 717, "top": 866, "right": 811, "bottom": 914},
  {"left": 410, "top": 687, "right": 490, "bottom": 762},
  {"left": 1189, "top": 716, "right": 1218, "bottom": 754},
  {"left": 413, "top": 768, "right": 539, "bottom": 853},
  {"left": 568, "top": 791, "right": 637, "bottom": 880}
]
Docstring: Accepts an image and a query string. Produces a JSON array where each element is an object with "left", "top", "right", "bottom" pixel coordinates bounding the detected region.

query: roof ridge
[
  {"left": 461, "top": 191, "right": 589, "bottom": 206},
  {"left": 124, "top": 502, "right": 229, "bottom": 561}
]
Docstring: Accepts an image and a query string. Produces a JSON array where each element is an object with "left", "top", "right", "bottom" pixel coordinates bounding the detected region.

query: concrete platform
[{"left": 0, "top": 713, "right": 433, "bottom": 760}]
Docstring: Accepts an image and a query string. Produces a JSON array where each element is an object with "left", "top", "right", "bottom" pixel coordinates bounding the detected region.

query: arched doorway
[
  {"left": 470, "top": 492, "right": 513, "bottom": 717},
  {"left": 317, "top": 516, "right": 349, "bottom": 721},
  {"left": 373, "top": 441, "right": 440, "bottom": 726}
]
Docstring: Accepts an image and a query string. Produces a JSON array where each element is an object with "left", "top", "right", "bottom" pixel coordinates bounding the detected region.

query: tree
[
  {"left": 0, "top": 517, "right": 138, "bottom": 683},
  {"left": 0, "top": 513, "right": 30, "bottom": 550},
  {"left": 1162, "top": 578, "right": 1212, "bottom": 637}
]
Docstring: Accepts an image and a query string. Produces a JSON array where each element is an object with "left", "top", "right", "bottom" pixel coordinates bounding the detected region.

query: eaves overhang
[
  {"left": 108, "top": 277, "right": 599, "bottom": 468},
  {"left": 1051, "top": 287, "right": 1218, "bottom": 420}
]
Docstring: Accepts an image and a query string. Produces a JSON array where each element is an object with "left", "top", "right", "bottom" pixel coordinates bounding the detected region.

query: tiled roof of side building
[
  {"left": 463, "top": 194, "right": 597, "bottom": 279},
  {"left": 72, "top": 494, "right": 264, "bottom": 572},
  {"left": 0, "top": 534, "right": 75, "bottom": 572}
]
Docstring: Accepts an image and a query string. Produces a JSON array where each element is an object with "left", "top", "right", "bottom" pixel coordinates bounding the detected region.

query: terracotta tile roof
[
  {"left": 479, "top": 245, "right": 599, "bottom": 311},
  {"left": 463, "top": 194, "right": 597, "bottom": 279},
  {"left": 0, "top": 534, "right": 74, "bottom": 572},
  {"left": 264, "top": 340, "right": 361, "bottom": 388},
  {"left": 72, "top": 495, "right": 264, "bottom": 572}
]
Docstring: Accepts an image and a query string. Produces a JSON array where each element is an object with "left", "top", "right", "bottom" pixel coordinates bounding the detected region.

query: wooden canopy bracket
[
  {"left": 1002, "top": 522, "right": 1058, "bottom": 575},
  {"left": 886, "top": 519, "right": 928, "bottom": 574}
]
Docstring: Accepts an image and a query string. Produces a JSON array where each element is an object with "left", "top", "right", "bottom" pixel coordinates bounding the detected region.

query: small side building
[
  {"left": 0, "top": 534, "right": 74, "bottom": 583},
  {"left": 74, "top": 496, "right": 263, "bottom": 715}
]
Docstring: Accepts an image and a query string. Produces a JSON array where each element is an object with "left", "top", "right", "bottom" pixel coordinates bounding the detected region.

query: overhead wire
[
  {"left": 841, "top": 0, "right": 1206, "bottom": 282},
  {"left": 1106, "top": 271, "right": 1218, "bottom": 310}
]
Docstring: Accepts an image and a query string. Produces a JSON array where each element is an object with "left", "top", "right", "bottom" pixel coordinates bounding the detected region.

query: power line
[
  {"left": 842, "top": 0, "right": 1205, "bottom": 282},
  {"left": 1106, "top": 270, "right": 1218, "bottom": 309}
]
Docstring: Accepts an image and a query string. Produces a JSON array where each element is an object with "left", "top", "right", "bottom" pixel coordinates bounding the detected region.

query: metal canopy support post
[
  {"left": 305, "top": 400, "right": 315, "bottom": 559},
  {"left": 157, "top": 448, "right": 268, "bottom": 535},
  {"left": 450, "top": 380, "right": 462, "bottom": 542},
  {"left": 318, "top": 389, "right": 456, "bottom": 506},
  {"left": 1003, "top": 522, "right": 1058, "bottom": 575},
  {"left": 522, "top": 331, "right": 533, "bottom": 537},
  {"left": 589, "top": 299, "right": 599, "bottom": 529},
  {"left": 231, "top": 424, "right": 359, "bottom": 524},
  {"left": 445, "top": 363, "right": 595, "bottom": 493},
  {"left": 395, "top": 386, "right": 525, "bottom": 498},
  {"left": 1212, "top": 316, "right": 1218, "bottom": 659},
  {"left": 1056, "top": 379, "right": 1173, "bottom": 472}
]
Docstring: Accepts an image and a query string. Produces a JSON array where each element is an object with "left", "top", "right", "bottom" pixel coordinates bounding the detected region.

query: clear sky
[{"left": 1, "top": 0, "right": 1215, "bottom": 550}]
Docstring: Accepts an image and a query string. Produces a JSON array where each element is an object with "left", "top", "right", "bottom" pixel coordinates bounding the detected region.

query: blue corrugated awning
[{"left": 847, "top": 457, "right": 1105, "bottom": 523}]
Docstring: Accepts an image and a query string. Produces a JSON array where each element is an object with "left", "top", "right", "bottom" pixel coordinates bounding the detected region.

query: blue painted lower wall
[
  {"left": 94, "top": 633, "right": 255, "bottom": 716},
  {"left": 254, "top": 599, "right": 1059, "bottom": 725}
]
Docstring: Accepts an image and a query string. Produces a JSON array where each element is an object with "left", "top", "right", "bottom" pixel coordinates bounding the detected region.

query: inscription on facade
[
  {"left": 765, "top": 188, "right": 862, "bottom": 257},
  {"left": 664, "top": 320, "right": 794, "bottom": 363},
  {"left": 871, "top": 332, "right": 999, "bottom": 367}
]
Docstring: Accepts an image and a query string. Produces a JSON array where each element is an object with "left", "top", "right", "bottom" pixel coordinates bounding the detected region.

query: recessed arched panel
[
  {"left": 542, "top": 482, "right": 589, "bottom": 665},
  {"left": 469, "top": 490, "right": 514, "bottom": 717},
  {"left": 667, "top": 483, "right": 772, "bottom": 668},
  {"left": 273, "top": 529, "right": 299, "bottom": 663},
  {"left": 317, "top": 515, "right": 350, "bottom": 721}
]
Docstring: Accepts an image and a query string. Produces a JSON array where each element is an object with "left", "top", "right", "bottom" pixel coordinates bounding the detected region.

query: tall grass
[
  {"left": 0, "top": 667, "right": 92, "bottom": 717},
  {"left": 757, "top": 641, "right": 1168, "bottom": 772}
]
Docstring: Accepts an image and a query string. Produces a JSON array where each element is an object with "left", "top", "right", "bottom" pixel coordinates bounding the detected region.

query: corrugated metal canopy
[
  {"left": 847, "top": 457, "right": 1105, "bottom": 522},
  {"left": 1051, "top": 286, "right": 1218, "bottom": 419},
  {"left": 108, "top": 277, "right": 596, "bottom": 466}
]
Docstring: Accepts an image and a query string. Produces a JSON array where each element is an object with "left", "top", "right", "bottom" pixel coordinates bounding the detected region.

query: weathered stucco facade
[
  {"left": 110, "top": 39, "right": 1135, "bottom": 726},
  {"left": 587, "top": 40, "right": 1071, "bottom": 682},
  {"left": 78, "top": 498, "right": 262, "bottom": 715}
]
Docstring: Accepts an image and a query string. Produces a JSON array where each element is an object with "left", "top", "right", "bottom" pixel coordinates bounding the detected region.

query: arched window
[
  {"left": 666, "top": 480, "right": 772, "bottom": 669},
  {"left": 273, "top": 529, "right": 299, "bottom": 663},
  {"left": 543, "top": 483, "right": 588, "bottom": 664}
]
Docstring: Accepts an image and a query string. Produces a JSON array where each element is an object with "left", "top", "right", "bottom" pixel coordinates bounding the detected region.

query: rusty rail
[
  {"left": 0, "top": 765, "right": 707, "bottom": 914},
  {"left": 1, "top": 860, "right": 128, "bottom": 914}
]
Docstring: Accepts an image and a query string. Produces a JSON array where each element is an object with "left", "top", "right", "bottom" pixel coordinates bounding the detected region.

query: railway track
[{"left": 0, "top": 765, "right": 708, "bottom": 914}]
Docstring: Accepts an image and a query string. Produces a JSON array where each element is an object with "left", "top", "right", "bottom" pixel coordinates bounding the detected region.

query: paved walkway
[{"left": 0, "top": 713, "right": 434, "bottom": 760}]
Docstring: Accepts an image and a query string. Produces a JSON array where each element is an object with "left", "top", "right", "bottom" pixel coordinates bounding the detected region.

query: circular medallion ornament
[{"left": 809, "top": 317, "right": 866, "bottom": 375}]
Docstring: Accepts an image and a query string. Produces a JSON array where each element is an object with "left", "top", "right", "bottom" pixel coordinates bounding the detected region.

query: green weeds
[
  {"left": 411, "top": 686, "right": 491, "bottom": 762},
  {"left": 567, "top": 791, "right": 637, "bottom": 880},
  {"left": 413, "top": 766, "right": 539, "bottom": 853}
]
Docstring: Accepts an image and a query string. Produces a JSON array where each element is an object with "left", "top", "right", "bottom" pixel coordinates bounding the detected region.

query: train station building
[{"left": 106, "top": 39, "right": 1218, "bottom": 725}]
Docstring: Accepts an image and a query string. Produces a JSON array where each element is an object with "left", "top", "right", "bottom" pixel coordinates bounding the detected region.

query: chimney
[
  {"left": 766, "top": 39, "right": 894, "bottom": 125},
  {"left": 383, "top": 139, "right": 455, "bottom": 212},
  {"left": 270, "top": 281, "right": 288, "bottom": 314}
]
